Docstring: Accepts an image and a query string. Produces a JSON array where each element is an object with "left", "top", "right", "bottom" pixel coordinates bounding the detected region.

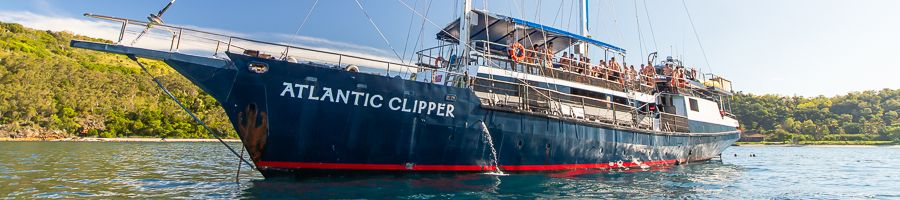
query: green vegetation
[
  {"left": 0, "top": 22, "right": 235, "bottom": 139},
  {"left": 733, "top": 89, "right": 900, "bottom": 144},
  {"left": 0, "top": 21, "right": 896, "bottom": 143}
]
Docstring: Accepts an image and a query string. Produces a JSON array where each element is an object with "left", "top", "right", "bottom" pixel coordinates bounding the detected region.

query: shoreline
[
  {"left": 735, "top": 141, "right": 895, "bottom": 146},
  {"left": 736, "top": 144, "right": 898, "bottom": 147},
  {"left": 0, "top": 137, "right": 241, "bottom": 142}
]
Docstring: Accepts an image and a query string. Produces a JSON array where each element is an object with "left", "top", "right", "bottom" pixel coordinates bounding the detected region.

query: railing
[
  {"left": 86, "top": 13, "right": 471, "bottom": 82},
  {"left": 469, "top": 40, "right": 656, "bottom": 94},
  {"left": 473, "top": 76, "right": 656, "bottom": 129},
  {"left": 659, "top": 112, "right": 690, "bottom": 133}
]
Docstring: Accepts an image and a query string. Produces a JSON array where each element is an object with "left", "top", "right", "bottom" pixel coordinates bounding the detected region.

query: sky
[{"left": 1, "top": 0, "right": 898, "bottom": 97}]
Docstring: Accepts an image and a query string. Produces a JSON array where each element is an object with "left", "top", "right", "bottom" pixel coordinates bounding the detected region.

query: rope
[
  {"left": 400, "top": 0, "right": 420, "bottom": 63},
  {"left": 633, "top": 0, "right": 645, "bottom": 60},
  {"left": 127, "top": 55, "right": 256, "bottom": 170},
  {"left": 396, "top": 0, "right": 555, "bottom": 103},
  {"left": 641, "top": 0, "right": 659, "bottom": 52},
  {"left": 353, "top": 0, "right": 406, "bottom": 64},
  {"left": 681, "top": 0, "right": 713, "bottom": 74},
  {"left": 290, "top": 0, "right": 320, "bottom": 39},
  {"left": 551, "top": 1, "right": 565, "bottom": 27},
  {"left": 408, "top": 0, "right": 433, "bottom": 64},
  {"left": 235, "top": 146, "right": 245, "bottom": 182}
]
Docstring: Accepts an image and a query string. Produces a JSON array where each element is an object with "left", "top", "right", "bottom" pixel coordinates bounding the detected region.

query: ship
[{"left": 71, "top": 0, "right": 740, "bottom": 178}]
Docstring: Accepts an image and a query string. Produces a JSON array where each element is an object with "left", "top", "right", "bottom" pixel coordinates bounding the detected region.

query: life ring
[{"left": 507, "top": 43, "right": 526, "bottom": 63}]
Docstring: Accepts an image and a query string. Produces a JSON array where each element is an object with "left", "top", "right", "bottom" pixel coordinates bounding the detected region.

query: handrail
[
  {"left": 84, "top": 13, "right": 473, "bottom": 80},
  {"left": 475, "top": 76, "right": 648, "bottom": 128},
  {"left": 470, "top": 40, "right": 656, "bottom": 94}
]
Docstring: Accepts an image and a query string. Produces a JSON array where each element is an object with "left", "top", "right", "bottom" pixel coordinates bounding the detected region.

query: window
[{"left": 689, "top": 98, "right": 699, "bottom": 112}]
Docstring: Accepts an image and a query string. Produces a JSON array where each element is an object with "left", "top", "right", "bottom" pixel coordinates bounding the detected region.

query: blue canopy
[{"left": 437, "top": 10, "right": 626, "bottom": 54}]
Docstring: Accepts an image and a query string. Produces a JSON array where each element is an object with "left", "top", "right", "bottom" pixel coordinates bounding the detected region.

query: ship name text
[{"left": 279, "top": 82, "right": 455, "bottom": 118}]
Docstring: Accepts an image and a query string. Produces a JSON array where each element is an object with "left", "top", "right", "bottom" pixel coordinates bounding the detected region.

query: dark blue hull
[{"left": 164, "top": 53, "right": 739, "bottom": 177}]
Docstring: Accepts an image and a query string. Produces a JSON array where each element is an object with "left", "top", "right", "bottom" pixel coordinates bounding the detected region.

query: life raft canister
[{"left": 508, "top": 42, "right": 526, "bottom": 63}]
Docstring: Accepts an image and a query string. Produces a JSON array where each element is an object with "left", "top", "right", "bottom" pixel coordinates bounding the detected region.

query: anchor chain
[{"left": 128, "top": 55, "right": 256, "bottom": 171}]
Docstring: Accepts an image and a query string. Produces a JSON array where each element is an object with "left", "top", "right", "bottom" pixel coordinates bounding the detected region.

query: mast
[
  {"left": 577, "top": 0, "right": 589, "bottom": 55},
  {"left": 579, "top": 0, "right": 589, "bottom": 37},
  {"left": 457, "top": 0, "right": 472, "bottom": 66}
]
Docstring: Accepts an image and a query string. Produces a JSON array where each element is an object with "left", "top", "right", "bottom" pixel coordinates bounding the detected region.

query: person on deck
[
  {"left": 630, "top": 65, "right": 638, "bottom": 81},
  {"left": 544, "top": 42, "right": 554, "bottom": 69},
  {"left": 560, "top": 52, "right": 570, "bottom": 70},
  {"left": 609, "top": 57, "right": 621, "bottom": 82},
  {"left": 527, "top": 44, "right": 538, "bottom": 64},
  {"left": 545, "top": 42, "right": 555, "bottom": 67},
  {"left": 663, "top": 63, "right": 673, "bottom": 77},
  {"left": 690, "top": 67, "right": 698, "bottom": 81},
  {"left": 579, "top": 56, "right": 588, "bottom": 75},
  {"left": 601, "top": 60, "right": 609, "bottom": 79}
]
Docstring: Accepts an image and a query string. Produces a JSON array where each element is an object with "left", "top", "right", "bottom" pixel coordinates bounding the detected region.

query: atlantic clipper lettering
[{"left": 279, "top": 82, "right": 455, "bottom": 117}]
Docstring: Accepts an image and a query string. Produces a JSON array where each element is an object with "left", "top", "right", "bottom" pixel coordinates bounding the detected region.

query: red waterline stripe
[{"left": 257, "top": 160, "right": 676, "bottom": 171}]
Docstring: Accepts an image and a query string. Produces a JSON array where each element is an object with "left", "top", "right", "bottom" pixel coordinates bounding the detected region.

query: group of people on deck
[{"left": 510, "top": 42, "right": 656, "bottom": 86}]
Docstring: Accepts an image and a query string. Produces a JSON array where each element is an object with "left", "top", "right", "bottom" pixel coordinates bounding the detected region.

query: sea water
[{"left": 1, "top": 142, "right": 898, "bottom": 199}]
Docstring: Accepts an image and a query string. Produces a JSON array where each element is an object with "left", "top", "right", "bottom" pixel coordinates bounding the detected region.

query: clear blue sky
[{"left": 2, "top": 0, "right": 898, "bottom": 97}]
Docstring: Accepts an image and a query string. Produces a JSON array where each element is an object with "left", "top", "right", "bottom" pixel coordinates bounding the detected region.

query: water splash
[{"left": 479, "top": 121, "right": 505, "bottom": 176}]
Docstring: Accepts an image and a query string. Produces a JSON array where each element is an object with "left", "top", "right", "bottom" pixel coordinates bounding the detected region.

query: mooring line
[
  {"left": 127, "top": 55, "right": 255, "bottom": 170},
  {"left": 236, "top": 146, "right": 245, "bottom": 182}
]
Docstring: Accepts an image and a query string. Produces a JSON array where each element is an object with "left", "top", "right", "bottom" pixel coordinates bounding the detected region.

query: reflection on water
[{"left": 1, "top": 142, "right": 898, "bottom": 199}]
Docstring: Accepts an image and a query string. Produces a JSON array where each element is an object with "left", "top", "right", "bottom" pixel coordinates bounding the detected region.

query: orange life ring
[{"left": 508, "top": 43, "right": 526, "bottom": 63}]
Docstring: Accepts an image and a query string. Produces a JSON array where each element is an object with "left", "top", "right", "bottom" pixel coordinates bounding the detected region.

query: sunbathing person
[{"left": 608, "top": 57, "right": 621, "bottom": 82}]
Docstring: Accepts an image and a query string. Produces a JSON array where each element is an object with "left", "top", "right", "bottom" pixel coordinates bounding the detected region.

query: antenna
[{"left": 131, "top": 0, "right": 176, "bottom": 45}]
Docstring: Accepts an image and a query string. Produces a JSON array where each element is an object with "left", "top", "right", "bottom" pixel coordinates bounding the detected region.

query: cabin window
[{"left": 689, "top": 98, "right": 699, "bottom": 112}]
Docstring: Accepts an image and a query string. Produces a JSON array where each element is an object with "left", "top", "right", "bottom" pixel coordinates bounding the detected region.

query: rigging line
[
  {"left": 482, "top": 0, "right": 496, "bottom": 81},
  {"left": 532, "top": 0, "right": 563, "bottom": 95},
  {"left": 564, "top": 0, "right": 574, "bottom": 54},
  {"left": 510, "top": 0, "right": 534, "bottom": 46},
  {"left": 400, "top": 0, "right": 420, "bottom": 63},
  {"left": 408, "top": 0, "right": 432, "bottom": 64},
  {"left": 632, "top": 0, "right": 644, "bottom": 60},
  {"left": 353, "top": 0, "right": 406, "bottom": 64},
  {"left": 606, "top": 0, "right": 626, "bottom": 48},
  {"left": 680, "top": 0, "right": 712, "bottom": 74},
  {"left": 641, "top": 0, "right": 658, "bottom": 52},
  {"left": 290, "top": 0, "right": 320, "bottom": 39},
  {"left": 397, "top": 0, "right": 461, "bottom": 43},
  {"left": 395, "top": 0, "right": 557, "bottom": 102},
  {"left": 551, "top": 0, "right": 565, "bottom": 27},
  {"left": 128, "top": 55, "right": 255, "bottom": 170}
]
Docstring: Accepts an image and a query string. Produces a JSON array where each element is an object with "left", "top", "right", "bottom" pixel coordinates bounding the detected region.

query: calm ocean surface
[{"left": 1, "top": 142, "right": 898, "bottom": 199}]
